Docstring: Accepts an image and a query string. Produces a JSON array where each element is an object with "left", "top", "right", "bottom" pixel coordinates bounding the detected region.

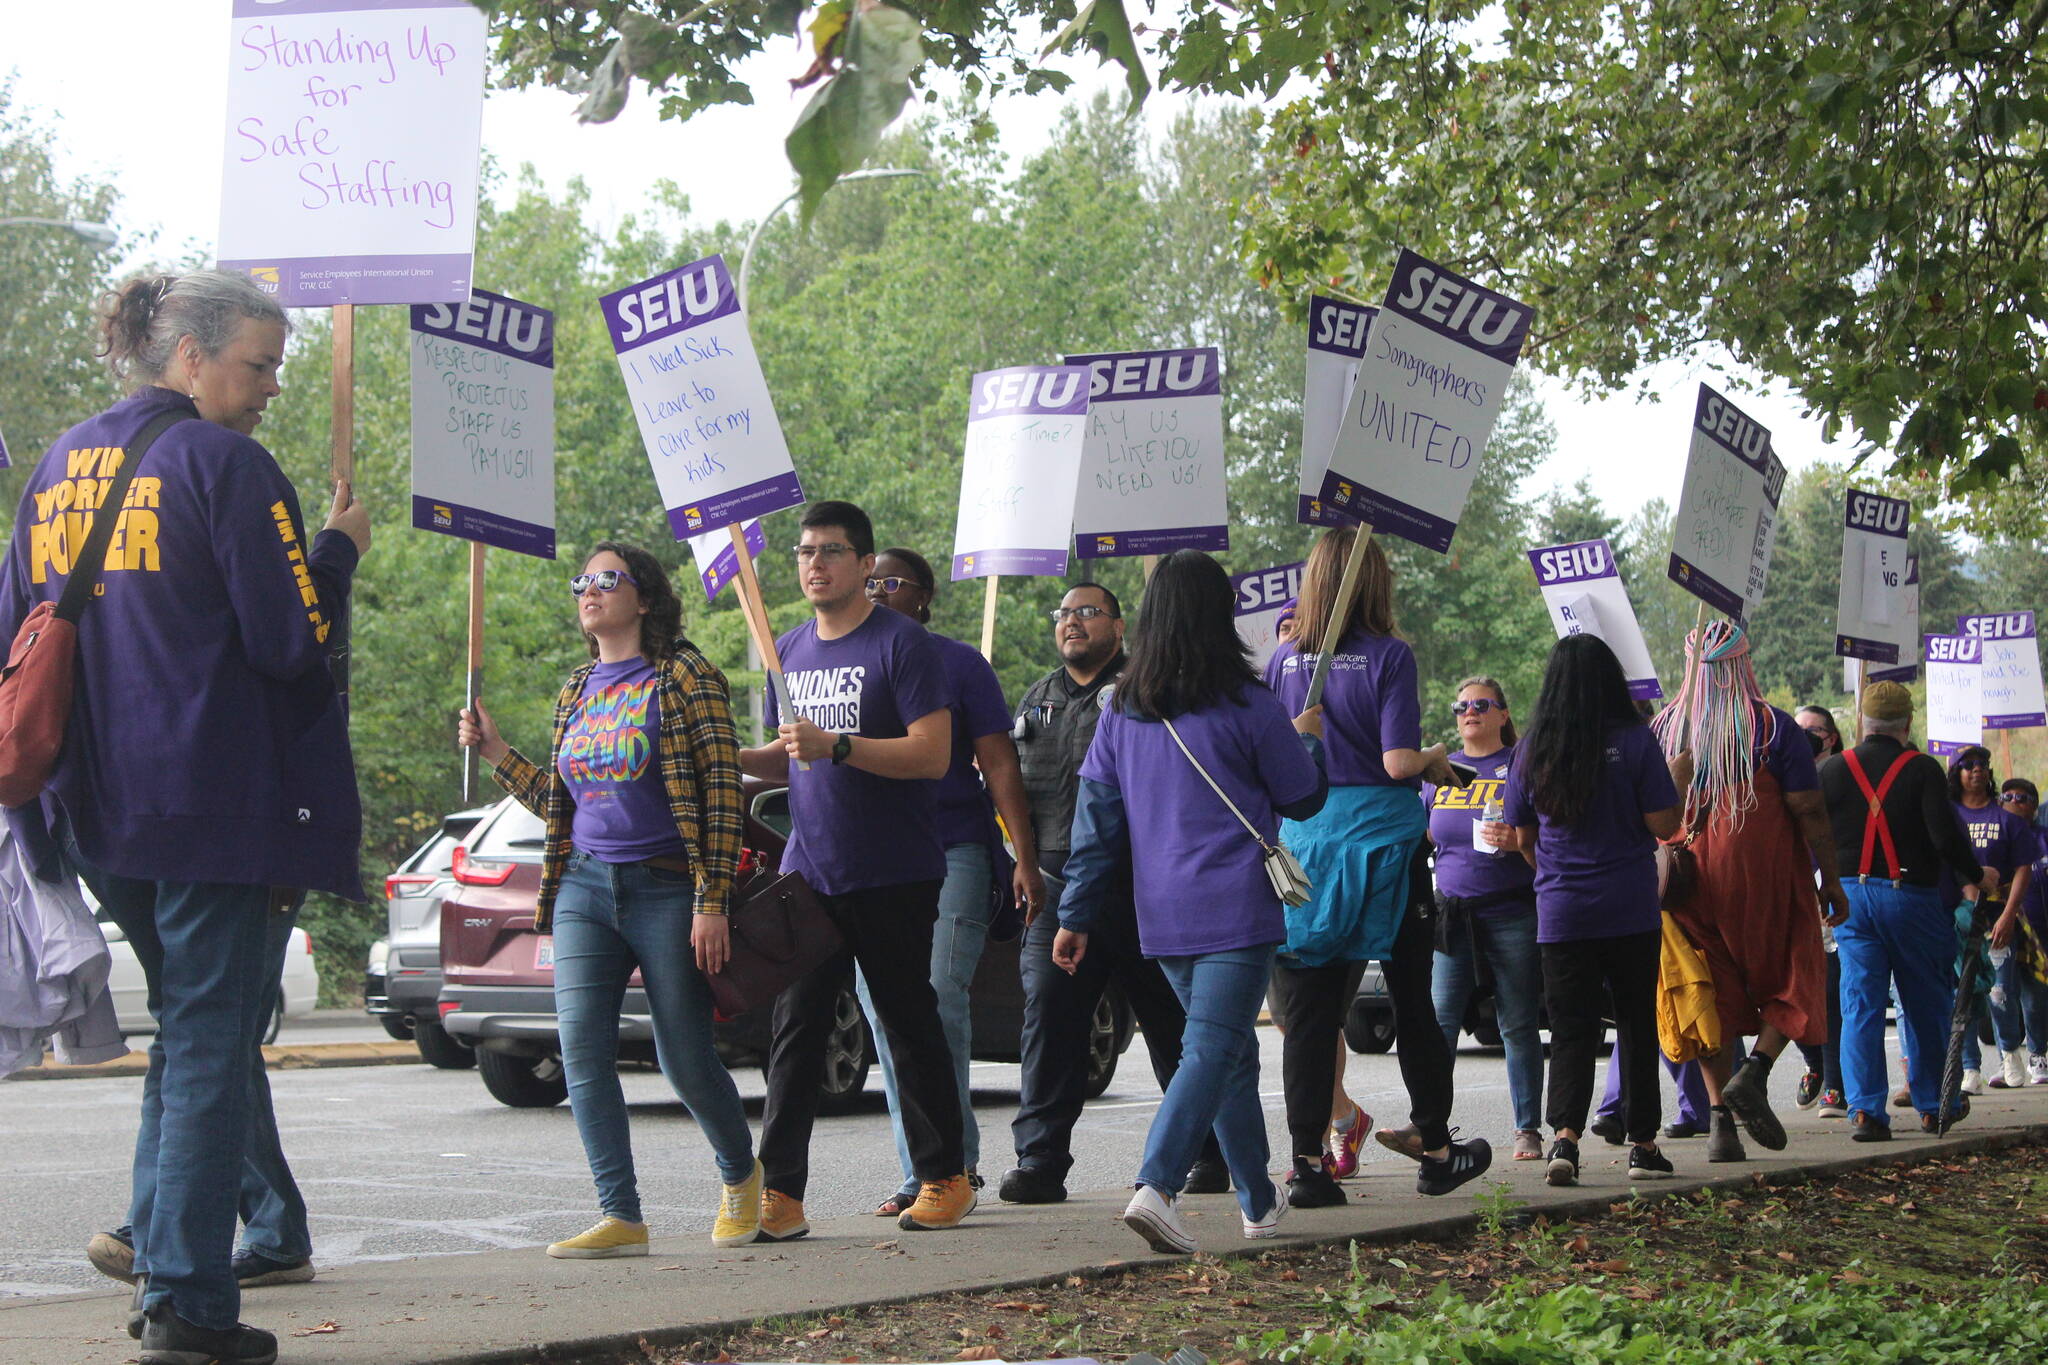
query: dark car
[{"left": 438, "top": 782, "right": 1134, "bottom": 1112}]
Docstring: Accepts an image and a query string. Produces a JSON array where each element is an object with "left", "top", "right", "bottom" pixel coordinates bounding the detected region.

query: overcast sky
[{"left": 6, "top": 1, "right": 1856, "bottom": 525}]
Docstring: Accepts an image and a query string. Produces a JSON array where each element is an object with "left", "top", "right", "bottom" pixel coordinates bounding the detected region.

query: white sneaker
[
  {"left": 1242, "top": 1177, "right": 1289, "bottom": 1239},
  {"left": 1121, "top": 1185, "right": 1196, "bottom": 1255},
  {"left": 1961, "top": 1068, "right": 1985, "bottom": 1095},
  {"left": 2031, "top": 1054, "right": 2048, "bottom": 1085},
  {"left": 1991, "top": 1050, "right": 2029, "bottom": 1089}
]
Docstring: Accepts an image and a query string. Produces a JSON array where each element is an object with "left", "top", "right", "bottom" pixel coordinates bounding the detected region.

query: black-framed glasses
[
  {"left": 792, "top": 543, "right": 856, "bottom": 563},
  {"left": 866, "top": 576, "right": 924, "bottom": 595},
  {"left": 1452, "top": 698, "right": 1502, "bottom": 716},
  {"left": 1050, "top": 605, "right": 1117, "bottom": 623},
  {"left": 570, "top": 569, "right": 638, "bottom": 596},
  {"left": 2000, "top": 791, "right": 2036, "bottom": 806}
]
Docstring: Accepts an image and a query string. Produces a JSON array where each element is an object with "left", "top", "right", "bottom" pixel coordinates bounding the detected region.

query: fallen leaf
[
  {"left": 1591, "top": 1260, "right": 1629, "bottom": 1274},
  {"left": 1623, "top": 1285, "right": 1656, "bottom": 1300},
  {"left": 827, "top": 1316, "right": 846, "bottom": 1327},
  {"left": 990, "top": 1301, "right": 1049, "bottom": 1313},
  {"left": 1279, "top": 1269, "right": 1301, "bottom": 1282},
  {"left": 291, "top": 1321, "right": 342, "bottom": 1336},
  {"left": 1065, "top": 1275, "right": 1084, "bottom": 1288},
  {"left": 1175, "top": 1285, "right": 1214, "bottom": 1296},
  {"left": 1777, "top": 1251, "right": 1798, "bottom": 1263},
  {"left": 1838, "top": 1269, "right": 1872, "bottom": 1284},
  {"left": 957, "top": 1348, "right": 1001, "bottom": 1361},
  {"left": 1230, "top": 1297, "right": 1258, "bottom": 1308},
  {"left": 807, "top": 1328, "right": 834, "bottom": 1340},
  {"left": 1566, "top": 1235, "right": 1591, "bottom": 1255}
]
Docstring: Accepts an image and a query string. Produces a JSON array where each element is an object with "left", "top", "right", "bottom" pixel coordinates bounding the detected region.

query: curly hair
[
  {"left": 97, "top": 271, "right": 288, "bottom": 387},
  {"left": 582, "top": 541, "right": 685, "bottom": 662}
]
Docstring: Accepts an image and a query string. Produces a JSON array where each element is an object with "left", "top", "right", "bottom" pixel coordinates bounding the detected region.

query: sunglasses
[
  {"left": 1452, "top": 698, "right": 1503, "bottom": 717},
  {"left": 866, "top": 576, "right": 925, "bottom": 595},
  {"left": 570, "top": 569, "right": 638, "bottom": 596},
  {"left": 2000, "top": 792, "right": 2036, "bottom": 806},
  {"left": 1955, "top": 758, "right": 1990, "bottom": 772}
]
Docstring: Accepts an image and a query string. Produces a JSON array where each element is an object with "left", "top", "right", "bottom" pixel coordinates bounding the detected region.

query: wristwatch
[{"left": 830, "top": 732, "right": 854, "bottom": 765}]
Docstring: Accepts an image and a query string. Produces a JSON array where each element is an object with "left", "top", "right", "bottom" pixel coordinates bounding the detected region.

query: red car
[{"left": 437, "top": 781, "right": 1134, "bottom": 1111}]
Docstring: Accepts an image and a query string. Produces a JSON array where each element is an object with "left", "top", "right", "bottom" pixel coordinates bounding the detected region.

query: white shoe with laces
[
  {"left": 1242, "top": 1177, "right": 1289, "bottom": 1239},
  {"left": 1121, "top": 1185, "right": 1196, "bottom": 1255},
  {"left": 1991, "top": 1050, "right": 2029, "bottom": 1089},
  {"left": 1961, "top": 1068, "right": 1985, "bottom": 1095}
]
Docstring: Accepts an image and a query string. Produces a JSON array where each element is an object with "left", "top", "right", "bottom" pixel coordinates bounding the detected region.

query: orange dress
[{"left": 1667, "top": 766, "right": 1828, "bottom": 1047}]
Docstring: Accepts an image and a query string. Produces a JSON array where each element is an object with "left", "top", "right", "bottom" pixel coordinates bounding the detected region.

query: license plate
[{"left": 534, "top": 936, "right": 554, "bottom": 971}]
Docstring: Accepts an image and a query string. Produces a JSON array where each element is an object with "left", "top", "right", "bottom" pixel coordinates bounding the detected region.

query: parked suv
[
  {"left": 438, "top": 783, "right": 1134, "bottom": 1112},
  {"left": 364, "top": 806, "right": 490, "bottom": 1068}
]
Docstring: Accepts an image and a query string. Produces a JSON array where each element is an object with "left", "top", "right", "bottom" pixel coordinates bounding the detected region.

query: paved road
[{"left": 0, "top": 1027, "right": 1878, "bottom": 1300}]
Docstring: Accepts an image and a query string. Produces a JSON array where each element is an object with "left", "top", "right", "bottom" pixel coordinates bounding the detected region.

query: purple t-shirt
[
  {"left": 1955, "top": 802, "right": 2038, "bottom": 905},
  {"left": 1758, "top": 706, "right": 1821, "bottom": 793},
  {"left": 1264, "top": 629, "right": 1421, "bottom": 788},
  {"left": 1502, "top": 723, "right": 1678, "bottom": 943},
  {"left": 766, "top": 606, "right": 950, "bottom": 895},
  {"left": 1078, "top": 687, "right": 1323, "bottom": 956},
  {"left": 559, "top": 657, "right": 687, "bottom": 862},
  {"left": 930, "top": 633, "right": 1014, "bottom": 849},
  {"left": 1425, "top": 744, "right": 1534, "bottom": 906}
]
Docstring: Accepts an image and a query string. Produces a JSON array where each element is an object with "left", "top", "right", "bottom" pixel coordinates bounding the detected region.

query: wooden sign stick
[
  {"left": 980, "top": 575, "right": 1000, "bottom": 664},
  {"left": 1303, "top": 521, "right": 1375, "bottom": 711},
  {"left": 727, "top": 523, "right": 809, "bottom": 771},
  {"left": 462, "top": 542, "right": 485, "bottom": 802},
  {"left": 328, "top": 302, "right": 356, "bottom": 716}
]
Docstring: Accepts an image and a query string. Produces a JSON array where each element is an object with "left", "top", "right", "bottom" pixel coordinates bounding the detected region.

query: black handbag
[{"left": 706, "top": 868, "right": 842, "bottom": 1020}]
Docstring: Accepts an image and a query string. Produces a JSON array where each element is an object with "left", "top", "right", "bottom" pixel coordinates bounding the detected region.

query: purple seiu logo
[{"left": 1528, "top": 539, "right": 1614, "bottom": 587}]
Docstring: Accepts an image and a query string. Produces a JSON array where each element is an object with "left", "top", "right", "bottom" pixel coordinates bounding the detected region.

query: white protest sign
[
  {"left": 1856, "top": 555, "right": 1921, "bottom": 687},
  {"left": 687, "top": 520, "right": 765, "bottom": 603},
  {"left": 1527, "top": 539, "right": 1662, "bottom": 699},
  {"left": 1231, "top": 561, "right": 1305, "bottom": 671},
  {"left": 0, "top": 417, "right": 11, "bottom": 469},
  {"left": 600, "top": 253, "right": 805, "bottom": 540},
  {"left": 1925, "top": 633, "right": 1984, "bottom": 757},
  {"left": 1318, "top": 250, "right": 1533, "bottom": 553},
  {"left": 1958, "top": 612, "right": 2047, "bottom": 729},
  {"left": 408, "top": 290, "right": 555, "bottom": 558},
  {"left": 1299, "top": 296, "right": 1374, "bottom": 527},
  {"left": 1065, "top": 348, "right": 1227, "bottom": 559},
  {"left": 1667, "top": 384, "right": 1786, "bottom": 620},
  {"left": 951, "top": 366, "right": 1090, "bottom": 580},
  {"left": 1835, "top": 489, "right": 1910, "bottom": 662},
  {"left": 218, "top": 0, "right": 485, "bottom": 306}
]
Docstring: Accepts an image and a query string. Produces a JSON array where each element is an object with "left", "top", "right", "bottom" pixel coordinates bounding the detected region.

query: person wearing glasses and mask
[
  {"left": 852, "top": 548, "right": 1042, "bottom": 1216},
  {"left": 738, "top": 502, "right": 976, "bottom": 1236},
  {"left": 998, "top": 584, "right": 1229, "bottom": 1205},
  {"left": 1945, "top": 747, "right": 2039, "bottom": 1092},
  {"left": 461, "top": 543, "right": 759, "bottom": 1259}
]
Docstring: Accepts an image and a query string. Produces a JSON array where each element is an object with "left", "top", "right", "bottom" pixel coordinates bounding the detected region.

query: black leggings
[{"left": 1542, "top": 928, "right": 1661, "bottom": 1143}]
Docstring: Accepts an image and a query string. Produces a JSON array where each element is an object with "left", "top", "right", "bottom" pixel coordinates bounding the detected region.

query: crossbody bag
[{"left": 1161, "top": 716, "right": 1313, "bottom": 908}]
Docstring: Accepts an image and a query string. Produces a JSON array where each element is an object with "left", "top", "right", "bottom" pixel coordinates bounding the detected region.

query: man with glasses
[
  {"left": 998, "top": 585, "right": 1229, "bottom": 1203},
  {"left": 2001, "top": 778, "right": 2044, "bottom": 831},
  {"left": 739, "top": 501, "right": 975, "bottom": 1235}
]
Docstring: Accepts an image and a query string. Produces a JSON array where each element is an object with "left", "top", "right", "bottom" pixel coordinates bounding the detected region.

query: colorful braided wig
[{"left": 1650, "top": 619, "right": 1777, "bottom": 833}]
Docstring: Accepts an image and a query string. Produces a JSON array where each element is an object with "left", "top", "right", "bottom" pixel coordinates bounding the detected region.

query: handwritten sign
[
  {"left": 1318, "top": 251, "right": 1533, "bottom": 553},
  {"left": 1232, "top": 561, "right": 1305, "bottom": 671},
  {"left": 1527, "top": 539, "right": 1662, "bottom": 699},
  {"left": 687, "top": 519, "right": 765, "bottom": 603},
  {"left": 1835, "top": 489, "right": 1910, "bottom": 662},
  {"left": 1958, "top": 612, "right": 2047, "bottom": 729},
  {"left": 1868, "top": 555, "right": 1921, "bottom": 683},
  {"left": 951, "top": 366, "right": 1090, "bottom": 579},
  {"left": 408, "top": 289, "right": 554, "bottom": 557},
  {"left": 1925, "top": 633, "right": 1984, "bottom": 757},
  {"left": 1065, "top": 348, "right": 1227, "bottom": 559},
  {"left": 1299, "top": 296, "right": 1374, "bottom": 527},
  {"left": 601, "top": 254, "right": 804, "bottom": 540},
  {"left": 217, "top": 0, "right": 485, "bottom": 306},
  {"left": 1667, "top": 384, "right": 1785, "bottom": 620}
]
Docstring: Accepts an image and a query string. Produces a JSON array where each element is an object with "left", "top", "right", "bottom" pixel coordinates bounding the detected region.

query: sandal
[{"left": 873, "top": 1189, "right": 918, "bottom": 1217}]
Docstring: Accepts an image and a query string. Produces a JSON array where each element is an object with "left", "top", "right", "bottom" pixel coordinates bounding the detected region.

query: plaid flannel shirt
[{"left": 493, "top": 640, "right": 745, "bottom": 932}]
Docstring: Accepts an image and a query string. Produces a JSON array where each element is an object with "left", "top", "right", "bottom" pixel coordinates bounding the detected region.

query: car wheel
[
  {"left": 412, "top": 1017, "right": 477, "bottom": 1070},
  {"left": 478, "top": 1049, "right": 568, "bottom": 1108},
  {"left": 379, "top": 1016, "right": 413, "bottom": 1042},
  {"left": 815, "top": 977, "right": 873, "bottom": 1115},
  {"left": 1344, "top": 999, "right": 1396, "bottom": 1054},
  {"left": 1082, "top": 991, "right": 1122, "bottom": 1099},
  {"left": 263, "top": 999, "right": 284, "bottom": 1046}
]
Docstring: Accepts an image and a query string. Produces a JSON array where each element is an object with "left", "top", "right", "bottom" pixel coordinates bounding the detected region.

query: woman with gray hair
[{"left": 0, "top": 270, "right": 370, "bottom": 1364}]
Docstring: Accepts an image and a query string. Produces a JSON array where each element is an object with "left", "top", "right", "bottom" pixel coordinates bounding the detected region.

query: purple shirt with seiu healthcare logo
[
  {"left": 558, "top": 657, "right": 686, "bottom": 862},
  {"left": 930, "top": 633, "right": 1014, "bottom": 849},
  {"left": 1078, "top": 687, "right": 1323, "bottom": 956},
  {"left": 1502, "top": 723, "right": 1679, "bottom": 943},
  {"left": 1264, "top": 629, "right": 1421, "bottom": 788},
  {"left": 1425, "top": 745, "right": 1534, "bottom": 906},
  {"left": 766, "top": 605, "right": 950, "bottom": 895}
]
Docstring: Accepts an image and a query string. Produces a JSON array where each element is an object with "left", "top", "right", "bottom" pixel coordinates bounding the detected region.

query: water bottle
[{"left": 1480, "top": 795, "right": 1506, "bottom": 855}]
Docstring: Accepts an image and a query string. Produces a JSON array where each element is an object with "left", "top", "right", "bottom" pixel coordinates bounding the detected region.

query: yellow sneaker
[
  {"left": 546, "top": 1216, "right": 648, "bottom": 1259},
  {"left": 759, "top": 1188, "right": 809, "bottom": 1243},
  {"left": 898, "top": 1174, "right": 977, "bottom": 1231},
  {"left": 713, "top": 1159, "right": 763, "bottom": 1247}
]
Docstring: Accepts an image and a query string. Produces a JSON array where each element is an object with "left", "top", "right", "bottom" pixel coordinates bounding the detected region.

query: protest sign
[
  {"left": 1958, "top": 612, "right": 2047, "bottom": 729},
  {"left": 1833, "top": 489, "right": 1910, "bottom": 662},
  {"left": 1925, "top": 633, "right": 1984, "bottom": 757},
  {"left": 1317, "top": 251, "right": 1533, "bottom": 553},
  {"left": 0, "top": 417, "right": 10, "bottom": 469},
  {"left": 601, "top": 253, "right": 805, "bottom": 540},
  {"left": 217, "top": 0, "right": 486, "bottom": 306},
  {"left": 1859, "top": 555, "right": 1921, "bottom": 685},
  {"left": 1232, "top": 561, "right": 1305, "bottom": 671},
  {"left": 688, "top": 520, "right": 765, "bottom": 603},
  {"left": 409, "top": 289, "right": 555, "bottom": 558},
  {"left": 1667, "top": 384, "right": 1786, "bottom": 620},
  {"left": 1066, "top": 347, "right": 1227, "bottom": 559},
  {"left": 1299, "top": 296, "right": 1374, "bottom": 527},
  {"left": 1527, "top": 539, "right": 1662, "bottom": 699},
  {"left": 951, "top": 366, "right": 1090, "bottom": 579}
]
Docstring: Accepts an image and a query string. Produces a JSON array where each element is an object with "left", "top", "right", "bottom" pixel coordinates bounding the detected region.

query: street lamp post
[
  {"left": 736, "top": 168, "right": 927, "bottom": 310},
  {"left": 0, "top": 217, "right": 118, "bottom": 249}
]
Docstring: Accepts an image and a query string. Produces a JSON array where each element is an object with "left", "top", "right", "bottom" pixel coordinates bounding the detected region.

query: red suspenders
[{"left": 1841, "top": 748, "right": 1908, "bottom": 880}]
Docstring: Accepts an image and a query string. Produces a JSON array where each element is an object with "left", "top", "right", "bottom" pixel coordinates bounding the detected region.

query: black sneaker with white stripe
[
  {"left": 1627, "top": 1143, "right": 1675, "bottom": 1181},
  {"left": 1416, "top": 1135, "right": 1493, "bottom": 1196}
]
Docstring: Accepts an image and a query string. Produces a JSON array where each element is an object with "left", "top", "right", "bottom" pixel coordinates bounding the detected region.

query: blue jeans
[
  {"left": 1141, "top": 945, "right": 1277, "bottom": 1221},
  {"left": 1432, "top": 908, "right": 1543, "bottom": 1133},
  {"left": 857, "top": 841, "right": 990, "bottom": 1195},
  {"left": 81, "top": 860, "right": 283, "bottom": 1331},
  {"left": 552, "top": 853, "right": 755, "bottom": 1221},
  {"left": 1837, "top": 879, "right": 1953, "bottom": 1124},
  {"left": 1992, "top": 949, "right": 2048, "bottom": 1055}
]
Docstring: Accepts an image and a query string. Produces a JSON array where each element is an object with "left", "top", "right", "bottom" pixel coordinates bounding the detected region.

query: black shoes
[
  {"left": 1627, "top": 1143, "right": 1675, "bottom": 1181},
  {"left": 230, "top": 1250, "right": 315, "bottom": 1287},
  {"left": 1285, "top": 1155, "right": 1347, "bottom": 1208},
  {"left": 1416, "top": 1136, "right": 1493, "bottom": 1197},
  {"left": 1182, "top": 1157, "right": 1232, "bottom": 1195},
  {"left": 1719, "top": 1061, "right": 1787, "bottom": 1150},
  {"left": 1706, "top": 1108, "right": 1746, "bottom": 1163},
  {"left": 1545, "top": 1136, "right": 1580, "bottom": 1187},
  {"left": 1922, "top": 1095, "right": 1970, "bottom": 1134},
  {"left": 997, "top": 1166, "right": 1068, "bottom": 1204},
  {"left": 1588, "top": 1114, "right": 1626, "bottom": 1145},
  {"left": 1849, "top": 1109, "right": 1892, "bottom": 1142},
  {"left": 139, "top": 1303, "right": 278, "bottom": 1365},
  {"left": 1660, "top": 1118, "right": 1708, "bottom": 1139}
]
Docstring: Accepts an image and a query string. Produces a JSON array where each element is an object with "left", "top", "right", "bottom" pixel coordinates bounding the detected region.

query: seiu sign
[
  {"left": 602, "top": 256, "right": 739, "bottom": 349},
  {"left": 1693, "top": 385, "right": 1786, "bottom": 500},
  {"left": 412, "top": 289, "right": 554, "bottom": 367},
  {"left": 1308, "top": 296, "right": 1374, "bottom": 359},
  {"left": 1927, "top": 635, "right": 1983, "bottom": 664},
  {"left": 1960, "top": 612, "right": 2035, "bottom": 641},
  {"left": 1529, "top": 539, "right": 1614, "bottom": 587},
  {"left": 972, "top": 366, "right": 1087, "bottom": 419},
  {"left": 1845, "top": 489, "right": 1908, "bottom": 536},
  {"left": 1232, "top": 562, "right": 1304, "bottom": 617},
  {"left": 1066, "top": 348, "right": 1221, "bottom": 402},
  {"left": 1385, "top": 249, "right": 1532, "bottom": 364}
]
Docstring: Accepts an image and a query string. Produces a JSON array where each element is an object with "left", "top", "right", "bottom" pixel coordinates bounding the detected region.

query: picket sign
[
  {"left": 0, "top": 417, "right": 11, "bottom": 469},
  {"left": 1667, "top": 384, "right": 1785, "bottom": 620},
  {"left": 1298, "top": 296, "right": 1374, "bottom": 527},
  {"left": 1925, "top": 633, "right": 1984, "bottom": 757},
  {"left": 1868, "top": 555, "right": 1921, "bottom": 684},
  {"left": 1065, "top": 347, "right": 1228, "bottom": 559},
  {"left": 1231, "top": 561, "right": 1305, "bottom": 671},
  {"left": 1833, "top": 489, "right": 1910, "bottom": 663},
  {"left": 1527, "top": 539, "right": 1661, "bottom": 699},
  {"left": 1957, "top": 612, "right": 2047, "bottom": 730},
  {"left": 687, "top": 520, "right": 765, "bottom": 603}
]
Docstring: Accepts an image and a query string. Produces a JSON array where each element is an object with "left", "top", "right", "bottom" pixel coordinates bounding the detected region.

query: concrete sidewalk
[
  {"left": 5, "top": 1040, "right": 421, "bottom": 1082},
  {"left": 9, "top": 1089, "right": 2046, "bottom": 1365}
]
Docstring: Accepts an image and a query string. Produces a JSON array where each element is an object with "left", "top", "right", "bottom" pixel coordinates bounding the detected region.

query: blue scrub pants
[{"left": 1836, "top": 879, "right": 1953, "bottom": 1127}]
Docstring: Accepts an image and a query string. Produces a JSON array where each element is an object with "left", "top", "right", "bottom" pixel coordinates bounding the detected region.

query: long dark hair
[
  {"left": 1114, "top": 550, "right": 1260, "bottom": 720},
  {"left": 583, "top": 541, "right": 685, "bottom": 663},
  {"left": 1519, "top": 634, "right": 1643, "bottom": 825},
  {"left": 1947, "top": 744, "right": 1995, "bottom": 803}
]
